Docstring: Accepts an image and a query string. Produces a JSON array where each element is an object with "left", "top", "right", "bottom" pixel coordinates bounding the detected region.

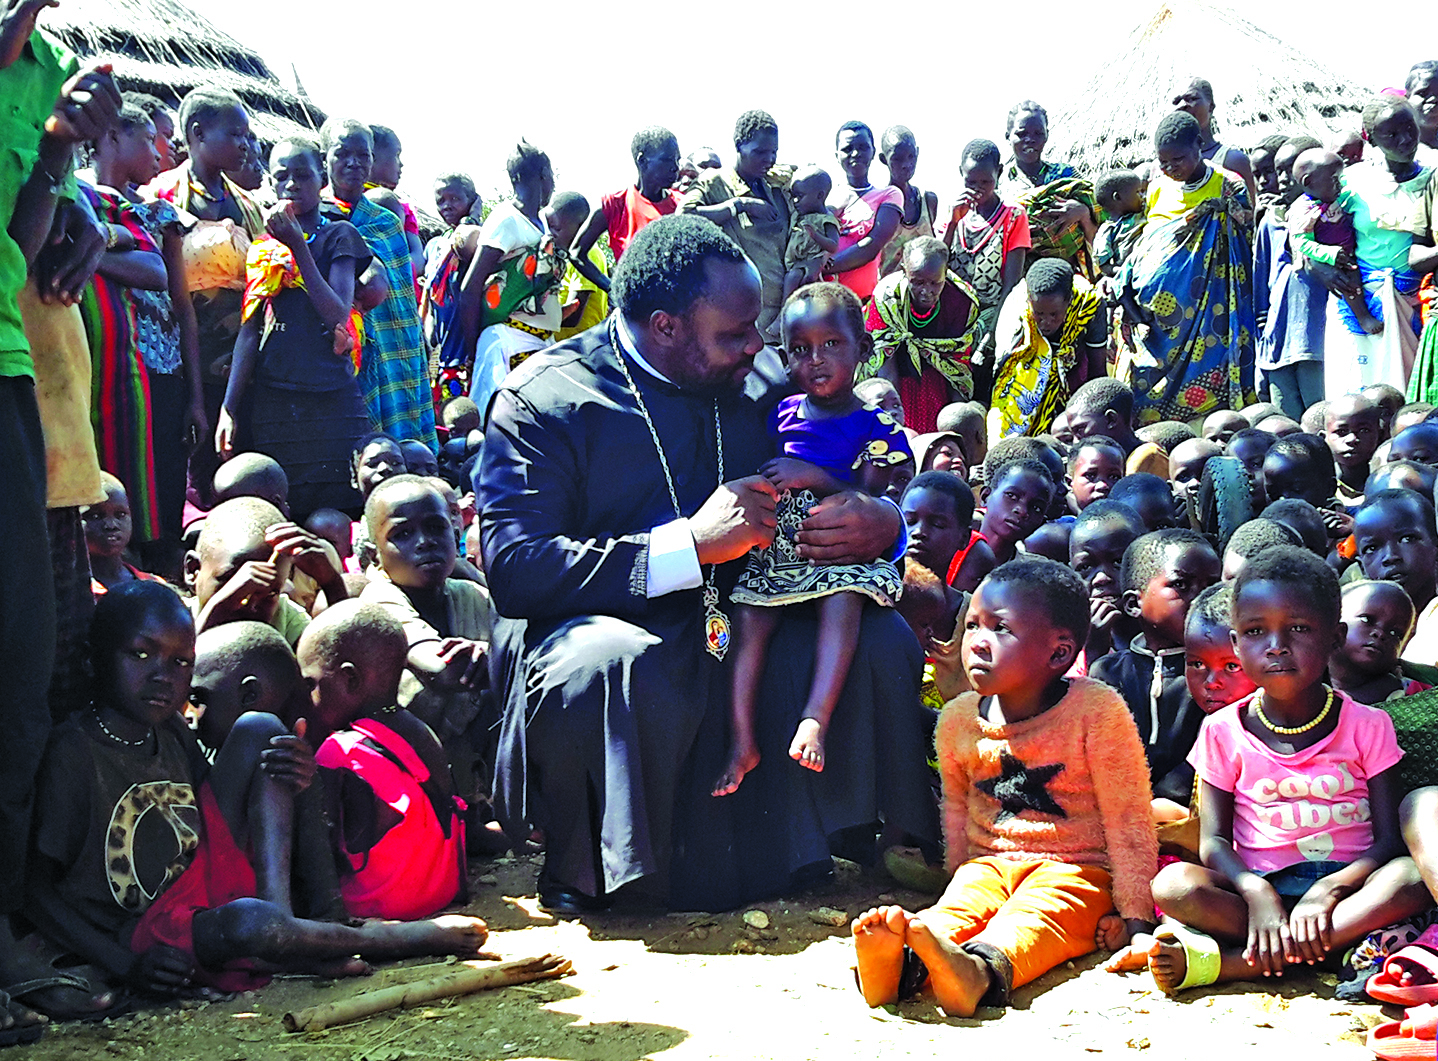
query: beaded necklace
[{"left": 1253, "top": 685, "right": 1335, "bottom": 736}]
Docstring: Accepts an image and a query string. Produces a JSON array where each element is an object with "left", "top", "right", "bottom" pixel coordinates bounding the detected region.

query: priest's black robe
[{"left": 478, "top": 323, "right": 938, "bottom": 910}]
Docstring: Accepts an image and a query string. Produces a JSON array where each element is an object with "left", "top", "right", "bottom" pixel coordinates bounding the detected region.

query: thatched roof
[
  {"left": 42, "top": 0, "right": 323, "bottom": 144},
  {"left": 1045, "top": 0, "right": 1371, "bottom": 173}
]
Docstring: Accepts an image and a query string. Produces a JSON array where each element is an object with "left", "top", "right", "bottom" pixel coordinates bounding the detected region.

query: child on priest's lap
[{"left": 851, "top": 557, "right": 1157, "bottom": 1016}]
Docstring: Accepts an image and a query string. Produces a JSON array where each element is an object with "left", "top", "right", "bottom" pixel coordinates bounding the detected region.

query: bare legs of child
[
  {"left": 1343, "top": 290, "right": 1384, "bottom": 336},
  {"left": 1396, "top": 787, "right": 1438, "bottom": 990},
  {"left": 191, "top": 712, "right": 488, "bottom": 978},
  {"left": 1141, "top": 857, "right": 1431, "bottom": 992},
  {"left": 713, "top": 593, "right": 864, "bottom": 796}
]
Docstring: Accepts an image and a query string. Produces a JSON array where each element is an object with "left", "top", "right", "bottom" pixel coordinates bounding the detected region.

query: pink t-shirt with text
[{"left": 1188, "top": 692, "right": 1402, "bottom": 873}]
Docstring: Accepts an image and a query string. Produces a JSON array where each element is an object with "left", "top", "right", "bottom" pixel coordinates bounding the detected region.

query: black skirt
[{"left": 244, "top": 381, "right": 370, "bottom": 519}]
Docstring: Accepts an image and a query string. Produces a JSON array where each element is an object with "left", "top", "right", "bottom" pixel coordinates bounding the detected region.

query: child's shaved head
[
  {"left": 191, "top": 621, "right": 302, "bottom": 745},
  {"left": 297, "top": 600, "right": 409, "bottom": 726},
  {"left": 213, "top": 452, "right": 289, "bottom": 512}
]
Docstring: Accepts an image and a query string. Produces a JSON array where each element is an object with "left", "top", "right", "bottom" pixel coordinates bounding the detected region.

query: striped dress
[
  {"left": 326, "top": 197, "right": 436, "bottom": 449},
  {"left": 79, "top": 184, "right": 160, "bottom": 542}
]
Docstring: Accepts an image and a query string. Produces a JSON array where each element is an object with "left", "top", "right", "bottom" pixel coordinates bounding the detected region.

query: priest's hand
[
  {"left": 794, "top": 490, "right": 900, "bottom": 565},
  {"left": 690, "top": 476, "right": 779, "bottom": 566}
]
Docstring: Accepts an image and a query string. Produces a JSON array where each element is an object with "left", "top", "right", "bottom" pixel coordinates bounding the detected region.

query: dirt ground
[{"left": 16, "top": 854, "right": 1399, "bottom": 1060}]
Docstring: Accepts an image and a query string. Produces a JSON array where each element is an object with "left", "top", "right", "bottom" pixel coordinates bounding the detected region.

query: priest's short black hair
[
  {"left": 611, "top": 215, "right": 749, "bottom": 324},
  {"left": 985, "top": 555, "right": 1090, "bottom": 644}
]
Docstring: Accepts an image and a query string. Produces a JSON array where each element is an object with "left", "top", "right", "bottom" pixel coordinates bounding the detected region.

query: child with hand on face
[
  {"left": 1289, "top": 149, "right": 1382, "bottom": 335},
  {"left": 1067, "top": 436, "right": 1126, "bottom": 514},
  {"left": 947, "top": 455, "right": 1055, "bottom": 593},
  {"left": 25, "top": 584, "right": 488, "bottom": 1003},
  {"left": 301, "top": 602, "right": 470, "bottom": 922},
  {"left": 1089, "top": 529, "right": 1221, "bottom": 806},
  {"left": 358, "top": 476, "right": 492, "bottom": 803},
  {"left": 783, "top": 166, "right": 840, "bottom": 300},
  {"left": 1135, "top": 550, "right": 1428, "bottom": 995},
  {"left": 85, "top": 472, "right": 165, "bottom": 593},
  {"left": 851, "top": 557, "right": 1157, "bottom": 1016},
  {"left": 1329, "top": 580, "right": 1425, "bottom": 706},
  {"left": 715, "top": 284, "right": 912, "bottom": 797},
  {"left": 1069, "top": 499, "right": 1147, "bottom": 670}
]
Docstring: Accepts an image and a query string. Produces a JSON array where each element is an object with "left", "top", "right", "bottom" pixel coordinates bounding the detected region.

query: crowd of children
[{"left": 7, "top": 0, "right": 1438, "bottom": 1050}]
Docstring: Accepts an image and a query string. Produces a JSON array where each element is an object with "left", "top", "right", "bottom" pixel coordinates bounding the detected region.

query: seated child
[
  {"left": 901, "top": 472, "right": 975, "bottom": 644},
  {"left": 1069, "top": 499, "right": 1147, "bottom": 667},
  {"left": 359, "top": 476, "right": 492, "bottom": 800},
  {"left": 350, "top": 432, "right": 409, "bottom": 568},
  {"left": 26, "top": 584, "right": 488, "bottom": 998},
  {"left": 1050, "top": 410, "right": 1076, "bottom": 449},
  {"left": 1392, "top": 402, "right": 1434, "bottom": 437},
  {"left": 935, "top": 401, "right": 988, "bottom": 474},
  {"left": 1330, "top": 580, "right": 1423, "bottom": 706},
  {"left": 1090, "top": 529, "right": 1220, "bottom": 805},
  {"left": 1108, "top": 473, "right": 1180, "bottom": 532},
  {"left": 1202, "top": 409, "right": 1249, "bottom": 445},
  {"left": 212, "top": 452, "right": 290, "bottom": 515},
  {"left": 439, "top": 396, "right": 481, "bottom": 442},
  {"left": 1353, "top": 489, "right": 1438, "bottom": 665},
  {"left": 85, "top": 473, "right": 164, "bottom": 594},
  {"left": 1065, "top": 377, "right": 1143, "bottom": 457},
  {"left": 1168, "top": 438, "right": 1223, "bottom": 507},
  {"left": 189, "top": 621, "right": 345, "bottom": 921},
  {"left": 1289, "top": 149, "right": 1382, "bottom": 335},
  {"left": 865, "top": 238, "right": 985, "bottom": 432},
  {"left": 1137, "top": 421, "right": 1196, "bottom": 453},
  {"left": 1140, "top": 549, "right": 1428, "bottom": 993},
  {"left": 1093, "top": 169, "right": 1146, "bottom": 279},
  {"left": 1227, "top": 428, "right": 1277, "bottom": 492},
  {"left": 1183, "top": 583, "right": 1257, "bottom": 716},
  {"left": 1324, "top": 393, "right": 1383, "bottom": 510},
  {"left": 1067, "top": 435, "right": 1126, "bottom": 514},
  {"left": 186, "top": 497, "right": 345, "bottom": 647},
  {"left": 854, "top": 377, "right": 907, "bottom": 428},
  {"left": 783, "top": 166, "right": 839, "bottom": 300},
  {"left": 1301, "top": 401, "right": 1329, "bottom": 434},
  {"left": 1261, "top": 497, "right": 1329, "bottom": 556},
  {"left": 886, "top": 454, "right": 915, "bottom": 501},
  {"left": 300, "top": 601, "right": 470, "bottom": 922},
  {"left": 1023, "top": 521, "right": 1071, "bottom": 562},
  {"left": 716, "top": 284, "right": 912, "bottom": 795},
  {"left": 1221, "top": 518, "right": 1301, "bottom": 581},
  {"left": 914, "top": 431, "right": 966, "bottom": 476},
  {"left": 400, "top": 439, "right": 439, "bottom": 479},
  {"left": 1388, "top": 422, "right": 1438, "bottom": 469},
  {"left": 1242, "top": 402, "right": 1283, "bottom": 426},
  {"left": 850, "top": 557, "right": 1157, "bottom": 1014},
  {"left": 1262, "top": 433, "right": 1350, "bottom": 542},
  {"left": 304, "top": 507, "right": 357, "bottom": 575},
  {"left": 1257, "top": 414, "right": 1302, "bottom": 438},
  {"left": 1362, "top": 385, "right": 1405, "bottom": 431},
  {"left": 947, "top": 456, "right": 1054, "bottom": 593}
]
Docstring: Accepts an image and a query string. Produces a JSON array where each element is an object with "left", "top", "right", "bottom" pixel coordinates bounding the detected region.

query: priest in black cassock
[{"left": 478, "top": 215, "right": 937, "bottom": 913}]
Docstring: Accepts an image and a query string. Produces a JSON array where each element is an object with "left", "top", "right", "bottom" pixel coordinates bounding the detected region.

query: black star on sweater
[{"left": 976, "top": 751, "right": 1067, "bottom": 823}]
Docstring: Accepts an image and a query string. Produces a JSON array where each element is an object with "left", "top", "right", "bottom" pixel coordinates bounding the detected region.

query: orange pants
[{"left": 919, "top": 856, "right": 1114, "bottom": 992}]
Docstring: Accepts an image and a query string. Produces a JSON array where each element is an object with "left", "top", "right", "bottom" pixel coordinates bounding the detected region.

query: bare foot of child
[
  {"left": 905, "top": 917, "right": 991, "bottom": 1017},
  {"left": 1357, "top": 308, "right": 1385, "bottom": 336},
  {"left": 1101, "top": 912, "right": 1156, "bottom": 973},
  {"left": 712, "top": 743, "right": 760, "bottom": 797},
  {"left": 1147, "top": 933, "right": 1187, "bottom": 994},
  {"left": 852, "top": 906, "right": 908, "bottom": 1007},
  {"left": 361, "top": 914, "right": 490, "bottom": 958},
  {"left": 304, "top": 956, "right": 373, "bottom": 978},
  {"left": 789, "top": 718, "right": 824, "bottom": 772}
]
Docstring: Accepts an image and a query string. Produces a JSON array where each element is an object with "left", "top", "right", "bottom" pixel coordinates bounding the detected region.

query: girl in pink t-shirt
[{"left": 1131, "top": 549, "right": 1428, "bottom": 995}]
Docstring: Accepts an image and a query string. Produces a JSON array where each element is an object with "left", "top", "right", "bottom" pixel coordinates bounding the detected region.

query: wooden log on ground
[{"left": 282, "top": 954, "right": 573, "bottom": 1032}]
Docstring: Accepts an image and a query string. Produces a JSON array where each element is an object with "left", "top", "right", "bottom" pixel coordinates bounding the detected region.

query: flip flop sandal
[
  {"left": 0, "top": 992, "right": 45, "bottom": 1048},
  {"left": 6, "top": 974, "right": 131, "bottom": 1024},
  {"left": 1368, "top": 1002, "right": 1438, "bottom": 1060},
  {"left": 1368, "top": 925, "right": 1438, "bottom": 1006},
  {"left": 1195, "top": 456, "right": 1255, "bottom": 556},
  {"left": 1153, "top": 924, "right": 1222, "bottom": 994}
]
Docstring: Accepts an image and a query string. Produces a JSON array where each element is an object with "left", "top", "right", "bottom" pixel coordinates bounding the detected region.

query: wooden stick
[{"left": 282, "top": 954, "right": 573, "bottom": 1032}]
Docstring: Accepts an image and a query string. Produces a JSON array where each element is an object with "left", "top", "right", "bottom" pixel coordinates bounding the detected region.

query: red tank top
[
  {"left": 946, "top": 530, "right": 988, "bottom": 586},
  {"left": 316, "top": 718, "right": 467, "bottom": 921}
]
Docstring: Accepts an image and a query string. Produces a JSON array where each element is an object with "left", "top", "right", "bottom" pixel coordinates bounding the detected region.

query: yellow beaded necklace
[{"left": 1253, "top": 685, "right": 1335, "bottom": 736}]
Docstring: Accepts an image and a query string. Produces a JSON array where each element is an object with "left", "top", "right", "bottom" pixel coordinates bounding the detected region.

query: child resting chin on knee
[
  {"left": 23, "top": 584, "right": 487, "bottom": 1004},
  {"left": 851, "top": 556, "right": 1157, "bottom": 1016}
]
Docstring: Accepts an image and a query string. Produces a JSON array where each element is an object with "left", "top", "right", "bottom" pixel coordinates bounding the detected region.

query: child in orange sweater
[{"left": 852, "top": 555, "right": 1158, "bottom": 1014}]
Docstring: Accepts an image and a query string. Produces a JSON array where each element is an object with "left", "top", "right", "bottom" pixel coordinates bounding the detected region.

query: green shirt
[{"left": 0, "top": 30, "right": 79, "bottom": 378}]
